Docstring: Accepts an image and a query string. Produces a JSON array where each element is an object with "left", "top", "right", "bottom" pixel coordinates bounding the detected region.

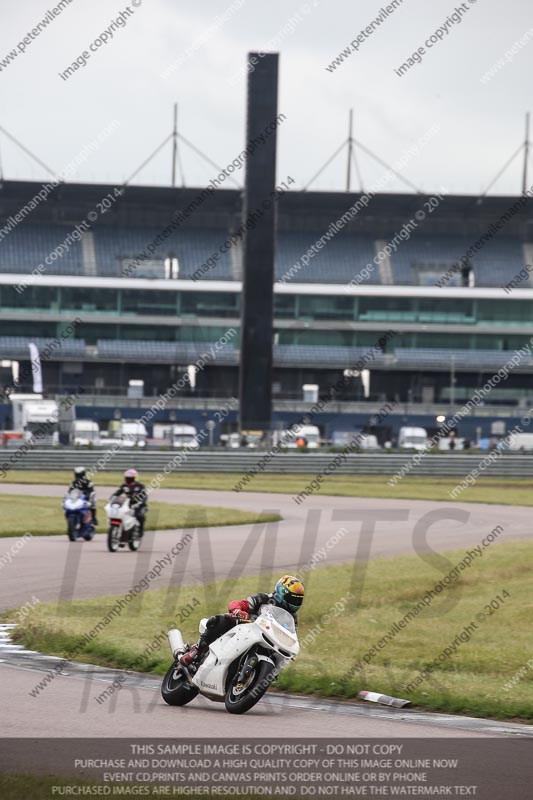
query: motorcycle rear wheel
[
  {"left": 224, "top": 659, "right": 275, "bottom": 715},
  {"left": 67, "top": 516, "right": 78, "bottom": 542},
  {"left": 107, "top": 525, "right": 120, "bottom": 552},
  {"left": 161, "top": 663, "right": 199, "bottom": 706}
]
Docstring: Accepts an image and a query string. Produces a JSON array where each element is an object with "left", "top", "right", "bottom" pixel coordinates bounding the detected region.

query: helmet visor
[{"left": 286, "top": 592, "right": 304, "bottom": 611}]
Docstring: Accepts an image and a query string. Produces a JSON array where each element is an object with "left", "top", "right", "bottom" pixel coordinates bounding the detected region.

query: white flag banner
[
  {"left": 28, "top": 342, "right": 43, "bottom": 393},
  {"left": 361, "top": 369, "right": 370, "bottom": 398}
]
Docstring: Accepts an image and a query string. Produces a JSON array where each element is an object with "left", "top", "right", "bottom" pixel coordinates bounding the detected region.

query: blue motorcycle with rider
[{"left": 63, "top": 466, "right": 97, "bottom": 542}]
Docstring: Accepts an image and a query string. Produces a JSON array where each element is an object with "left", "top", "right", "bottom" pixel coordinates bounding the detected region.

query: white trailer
[
  {"left": 153, "top": 423, "right": 199, "bottom": 449},
  {"left": 273, "top": 425, "right": 321, "bottom": 449},
  {"left": 10, "top": 395, "right": 59, "bottom": 446},
  {"left": 118, "top": 421, "right": 148, "bottom": 447},
  {"left": 70, "top": 420, "right": 101, "bottom": 447},
  {"left": 506, "top": 432, "right": 533, "bottom": 452},
  {"left": 398, "top": 426, "right": 428, "bottom": 451}
]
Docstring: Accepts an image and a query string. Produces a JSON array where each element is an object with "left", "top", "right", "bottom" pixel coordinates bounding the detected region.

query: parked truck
[
  {"left": 506, "top": 432, "right": 533, "bottom": 452},
  {"left": 332, "top": 431, "right": 380, "bottom": 449},
  {"left": 273, "top": 425, "right": 321, "bottom": 449},
  {"left": 10, "top": 394, "right": 59, "bottom": 446},
  {"left": 398, "top": 426, "right": 428, "bottom": 451},
  {"left": 153, "top": 423, "right": 199, "bottom": 449},
  {"left": 119, "top": 421, "right": 148, "bottom": 447},
  {"left": 70, "top": 420, "right": 101, "bottom": 447}
]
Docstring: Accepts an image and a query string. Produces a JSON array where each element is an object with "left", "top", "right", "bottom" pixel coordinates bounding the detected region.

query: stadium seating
[
  {"left": 471, "top": 237, "right": 525, "bottom": 287},
  {"left": 391, "top": 235, "right": 524, "bottom": 287},
  {"left": 393, "top": 347, "right": 533, "bottom": 370},
  {"left": 275, "top": 232, "right": 377, "bottom": 284},
  {"left": 0, "top": 224, "right": 84, "bottom": 275},
  {"left": 94, "top": 226, "right": 234, "bottom": 279},
  {"left": 0, "top": 223, "right": 526, "bottom": 287},
  {"left": 2, "top": 334, "right": 531, "bottom": 374},
  {"left": 0, "top": 335, "right": 384, "bottom": 369},
  {"left": 274, "top": 344, "right": 387, "bottom": 368},
  {"left": 0, "top": 336, "right": 85, "bottom": 358},
  {"left": 96, "top": 339, "right": 239, "bottom": 364}
]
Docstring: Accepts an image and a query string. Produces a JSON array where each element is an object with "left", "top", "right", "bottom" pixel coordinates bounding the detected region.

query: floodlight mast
[
  {"left": 522, "top": 111, "right": 530, "bottom": 195},
  {"left": 172, "top": 102, "right": 178, "bottom": 187},
  {"left": 238, "top": 51, "right": 279, "bottom": 433}
]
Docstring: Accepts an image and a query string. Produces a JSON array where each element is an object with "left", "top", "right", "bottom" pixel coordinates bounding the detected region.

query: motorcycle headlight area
[
  {"left": 258, "top": 617, "right": 297, "bottom": 652},
  {"left": 271, "top": 625, "right": 297, "bottom": 650}
]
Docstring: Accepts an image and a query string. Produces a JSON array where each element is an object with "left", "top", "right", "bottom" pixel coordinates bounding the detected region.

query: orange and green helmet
[{"left": 274, "top": 575, "right": 305, "bottom": 614}]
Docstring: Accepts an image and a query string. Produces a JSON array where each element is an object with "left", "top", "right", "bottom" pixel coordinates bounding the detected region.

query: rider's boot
[{"left": 180, "top": 638, "right": 208, "bottom": 669}]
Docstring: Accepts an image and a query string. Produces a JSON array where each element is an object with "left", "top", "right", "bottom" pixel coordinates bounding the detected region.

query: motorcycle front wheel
[
  {"left": 107, "top": 525, "right": 120, "bottom": 552},
  {"left": 224, "top": 659, "right": 275, "bottom": 715},
  {"left": 67, "top": 516, "right": 78, "bottom": 542},
  {"left": 161, "top": 663, "right": 199, "bottom": 706}
]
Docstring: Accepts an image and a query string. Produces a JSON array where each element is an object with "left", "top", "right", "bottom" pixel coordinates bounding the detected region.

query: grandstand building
[{"left": 2, "top": 179, "right": 533, "bottom": 440}]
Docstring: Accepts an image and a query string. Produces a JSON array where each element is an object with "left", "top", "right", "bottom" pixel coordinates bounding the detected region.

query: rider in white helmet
[{"left": 69, "top": 466, "right": 97, "bottom": 525}]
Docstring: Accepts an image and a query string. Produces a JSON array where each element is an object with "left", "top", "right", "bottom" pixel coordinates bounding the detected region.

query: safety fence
[{"left": 2, "top": 449, "right": 532, "bottom": 477}]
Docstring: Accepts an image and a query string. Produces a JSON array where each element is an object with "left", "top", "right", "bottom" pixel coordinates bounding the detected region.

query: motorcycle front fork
[{"left": 236, "top": 649, "right": 259, "bottom": 684}]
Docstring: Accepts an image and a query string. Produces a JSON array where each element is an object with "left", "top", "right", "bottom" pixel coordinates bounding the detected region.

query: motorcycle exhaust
[{"left": 168, "top": 628, "right": 186, "bottom": 658}]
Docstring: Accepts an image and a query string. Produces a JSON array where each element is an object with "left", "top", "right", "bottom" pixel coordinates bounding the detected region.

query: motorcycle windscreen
[
  {"left": 110, "top": 494, "right": 127, "bottom": 505},
  {"left": 259, "top": 605, "right": 296, "bottom": 632}
]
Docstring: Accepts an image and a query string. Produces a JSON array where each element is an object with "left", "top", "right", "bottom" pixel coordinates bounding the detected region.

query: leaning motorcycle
[
  {"left": 104, "top": 493, "right": 142, "bottom": 552},
  {"left": 62, "top": 489, "right": 95, "bottom": 542},
  {"left": 161, "top": 605, "right": 299, "bottom": 714}
]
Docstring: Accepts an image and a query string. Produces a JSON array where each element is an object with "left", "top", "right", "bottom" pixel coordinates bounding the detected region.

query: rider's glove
[{"left": 232, "top": 609, "right": 249, "bottom": 621}]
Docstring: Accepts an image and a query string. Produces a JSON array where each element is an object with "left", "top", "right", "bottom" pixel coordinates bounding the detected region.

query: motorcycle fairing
[{"left": 192, "top": 622, "right": 278, "bottom": 699}]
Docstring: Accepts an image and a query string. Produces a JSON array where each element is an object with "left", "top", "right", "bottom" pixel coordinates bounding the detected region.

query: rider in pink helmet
[{"left": 112, "top": 469, "right": 147, "bottom": 536}]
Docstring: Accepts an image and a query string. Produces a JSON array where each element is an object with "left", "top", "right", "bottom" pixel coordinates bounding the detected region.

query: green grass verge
[
  {"left": 2, "top": 469, "right": 533, "bottom": 506},
  {"left": 6, "top": 540, "right": 533, "bottom": 721},
  {"left": 0, "top": 776, "right": 86, "bottom": 800},
  {"left": 0, "top": 776, "right": 107, "bottom": 800},
  {"left": 0, "top": 775, "right": 264, "bottom": 800},
  {"left": 0, "top": 494, "right": 280, "bottom": 537}
]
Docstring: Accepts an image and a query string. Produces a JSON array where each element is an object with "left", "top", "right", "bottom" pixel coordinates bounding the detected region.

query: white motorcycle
[
  {"left": 161, "top": 605, "right": 299, "bottom": 714},
  {"left": 104, "top": 493, "right": 142, "bottom": 552}
]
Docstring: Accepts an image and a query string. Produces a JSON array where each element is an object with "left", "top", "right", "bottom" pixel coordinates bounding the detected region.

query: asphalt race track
[
  {"left": 1, "top": 482, "right": 532, "bottom": 739},
  {"left": 1, "top": 654, "right": 530, "bottom": 739},
  {"left": 1, "top": 482, "right": 531, "bottom": 610}
]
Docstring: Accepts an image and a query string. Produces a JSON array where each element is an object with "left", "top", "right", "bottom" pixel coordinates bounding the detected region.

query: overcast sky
[{"left": 0, "top": 0, "right": 532, "bottom": 196}]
